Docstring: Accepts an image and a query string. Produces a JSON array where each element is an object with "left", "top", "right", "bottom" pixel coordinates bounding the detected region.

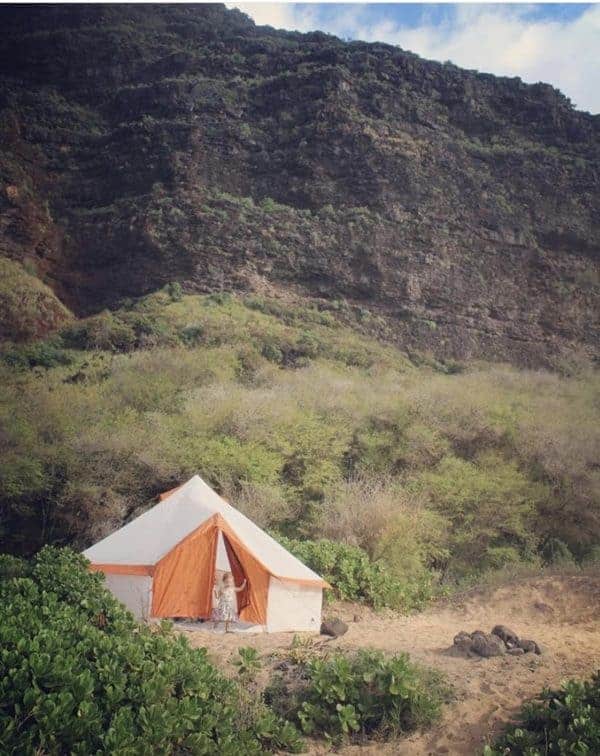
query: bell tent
[{"left": 83, "top": 475, "right": 328, "bottom": 632}]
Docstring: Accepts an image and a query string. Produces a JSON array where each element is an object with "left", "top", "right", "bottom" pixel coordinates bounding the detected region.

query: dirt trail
[{"left": 182, "top": 575, "right": 600, "bottom": 755}]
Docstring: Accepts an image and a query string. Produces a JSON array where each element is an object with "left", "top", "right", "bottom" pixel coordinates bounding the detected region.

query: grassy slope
[
  {"left": 1, "top": 290, "right": 598, "bottom": 594},
  {"left": 0, "top": 258, "right": 72, "bottom": 341}
]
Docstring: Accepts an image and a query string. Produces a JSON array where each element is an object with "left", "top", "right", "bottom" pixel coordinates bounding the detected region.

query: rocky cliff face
[{"left": 1, "top": 4, "right": 598, "bottom": 366}]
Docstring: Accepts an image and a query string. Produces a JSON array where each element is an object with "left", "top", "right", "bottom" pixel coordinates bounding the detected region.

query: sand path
[{"left": 181, "top": 575, "right": 600, "bottom": 755}]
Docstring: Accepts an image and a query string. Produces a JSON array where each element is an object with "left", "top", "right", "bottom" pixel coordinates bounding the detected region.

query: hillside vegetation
[
  {"left": 0, "top": 258, "right": 72, "bottom": 341},
  {"left": 2, "top": 291, "right": 598, "bottom": 603}
]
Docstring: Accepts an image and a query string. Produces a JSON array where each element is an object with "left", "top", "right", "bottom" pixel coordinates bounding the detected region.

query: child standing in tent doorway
[{"left": 212, "top": 572, "right": 247, "bottom": 632}]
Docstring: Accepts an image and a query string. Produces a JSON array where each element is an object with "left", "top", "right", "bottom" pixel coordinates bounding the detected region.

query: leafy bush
[
  {"left": 61, "top": 312, "right": 136, "bottom": 352},
  {"left": 120, "top": 310, "right": 173, "bottom": 347},
  {"left": 179, "top": 323, "right": 205, "bottom": 345},
  {"left": 0, "top": 553, "right": 29, "bottom": 579},
  {"left": 539, "top": 537, "right": 575, "bottom": 566},
  {"left": 1, "top": 339, "right": 72, "bottom": 369},
  {"left": 485, "top": 673, "right": 600, "bottom": 755},
  {"left": 234, "top": 647, "right": 262, "bottom": 680},
  {"left": 275, "top": 536, "right": 406, "bottom": 610},
  {"left": 165, "top": 281, "right": 183, "bottom": 302},
  {"left": 286, "top": 649, "right": 447, "bottom": 744},
  {"left": 412, "top": 453, "right": 542, "bottom": 576},
  {"left": 260, "top": 197, "right": 286, "bottom": 213},
  {"left": 0, "top": 547, "right": 301, "bottom": 754},
  {"left": 315, "top": 476, "right": 448, "bottom": 609},
  {"left": 261, "top": 341, "right": 284, "bottom": 364}
]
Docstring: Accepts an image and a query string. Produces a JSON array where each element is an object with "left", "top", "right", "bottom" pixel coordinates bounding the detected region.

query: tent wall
[
  {"left": 105, "top": 574, "right": 152, "bottom": 620},
  {"left": 266, "top": 578, "right": 322, "bottom": 632}
]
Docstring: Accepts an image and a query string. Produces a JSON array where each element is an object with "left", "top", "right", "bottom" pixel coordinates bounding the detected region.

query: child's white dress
[{"left": 212, "top": 584, "right": 238, "bottom": 623}]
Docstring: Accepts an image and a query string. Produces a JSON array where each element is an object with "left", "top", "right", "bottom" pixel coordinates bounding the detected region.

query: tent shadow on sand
[{"left": 83, "top": 475, "right": 330, "bottom": 633}]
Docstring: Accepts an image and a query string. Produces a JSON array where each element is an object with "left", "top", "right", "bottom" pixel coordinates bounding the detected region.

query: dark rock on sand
[
  {"left": 518, "top": 639, "right": 542, "bottom": 655},
  {"left": 471, "top": 631, "right": 506, "bottom": 657},
  {"left": 320, "top": 618, "right": 348, "bottom": 638},
  {"left": 492, "top": 624, "right": 520, "bottom": 647}
]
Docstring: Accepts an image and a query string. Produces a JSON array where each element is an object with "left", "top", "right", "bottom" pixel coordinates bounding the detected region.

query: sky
[{"left": 228, "top": 3, "right": 600, "bottom": 114}]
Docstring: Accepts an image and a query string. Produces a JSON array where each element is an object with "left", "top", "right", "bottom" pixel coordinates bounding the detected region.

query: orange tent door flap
[
  {"left": 151, "top": 516, "right": 219, "bottom": 618},
  {"left": 220, "top": 521, "right": 270, "bottom": 625}
]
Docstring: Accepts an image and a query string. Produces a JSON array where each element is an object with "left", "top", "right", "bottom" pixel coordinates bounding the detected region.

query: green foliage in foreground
[
  {"left": 234, "top": 646, "right": 262, "bottom": 679},
  {"left": 484, "top": 673, "right": 600, "bottom": 756},
  {"left": 275, "top": 535, "right": 415, "bottom": 610},
  {"left": 268, "top": 649, "right": 449, "bottom": 746},
  {"left": 0, "top": 547, "right": 301, "bottom": 755}
]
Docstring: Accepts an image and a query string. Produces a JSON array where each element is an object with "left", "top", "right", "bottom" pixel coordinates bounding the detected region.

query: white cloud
[
  {"left": 230, "top": 3, "right": 600, "bottom": 113},
  {"left": 226, "top": 3, "right": 319, "bottom": 32}
]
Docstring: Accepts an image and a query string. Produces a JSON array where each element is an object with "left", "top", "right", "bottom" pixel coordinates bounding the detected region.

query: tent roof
[{"left": 83, "top": 475, "right": 326, "bottom": 586}]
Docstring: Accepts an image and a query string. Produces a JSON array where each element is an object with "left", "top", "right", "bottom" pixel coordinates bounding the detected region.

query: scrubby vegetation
[
  {"left": 276, "top": 535, "right": 433, "bottom": 611},
  {"left": 1, "top": 292, "right": 599, "bottom": 602},
  {"left": 0, "top": 547, "right": 302, "bottom": 755},
  {"left": 0, "top": 259, "right": 72, "bottom": 342},
  {"left": 485, "top": 672, "right": 600, "bottom": 755},
  {"left": 297, "top": 650, "right": 446, "bottom": 743},
  {"left": 266, "top": 645, "right": 450, "bottom": 746},
  {"left": 0, "top": 547, "right": 449, "bottom": 752}
]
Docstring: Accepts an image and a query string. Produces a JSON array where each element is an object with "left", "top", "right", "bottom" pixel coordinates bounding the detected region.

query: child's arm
[{"left": 234, "top": 579, "right": 247, "bottom": 593}]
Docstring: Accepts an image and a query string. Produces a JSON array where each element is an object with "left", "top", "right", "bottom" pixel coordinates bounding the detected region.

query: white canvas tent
[{"left": 83, "top": 475, "right": 328, "bottom": 632}]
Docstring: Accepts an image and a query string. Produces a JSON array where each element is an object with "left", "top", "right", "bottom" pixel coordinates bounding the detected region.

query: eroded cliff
[{"left": 1, "top": 4, "right": 598, "bottom": 365}]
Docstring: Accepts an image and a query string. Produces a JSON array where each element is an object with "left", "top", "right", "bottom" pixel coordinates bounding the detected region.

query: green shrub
[
  {"left": 261, "top": 341, "right": 284, "bottom": 364},
  {"left": 484, "top": 673, "right": 600, "bottom": 755},
  {"left": 413, "top": 453, "right": 542, "bottom": 576},
  {"left": 295, "top": 649, "right": 446, "bottom": 744},
  {"left": 236, "top": 346, "right": 265, "bottom": 384},
  {"left": 234, "top": 647, "right": 262, "bottom": 680},
  {"left": 539, "top": 537, "right": 575, "bottom": 566},
  {"left": 0, "top": 547, "right": 300, "bottom": 754},
  {"left": 179, "top": 323, "right": 205, "bottom": 345},
  {"left": 260, "top": 197, "right": 286, "bottom": 213},
  {"left": 275, "top": 536, "right": 405, "bottom": 610},
  {"left": 61, "top": 312, "right": 136, "bottom": 352},
  {"left": 120, "top": 310, "right": 173, "bottom": 346},
  {"left": 165, "top": 281, "right": 183, "bottom": 302},
  {"left": 583, "top": 545, "right": 600, "bottom": 565},
  {"left": 1, "top": 339, "right": 72, "bottom": 369},
  {"left": 0, "top": 553, "right": 29, "bottom": 579},
  {"left": 206, "top": 292, "right": 232, "bottom": 306},
  {"left": 295, "top": 331, "right": 321, "bottom": 359}
]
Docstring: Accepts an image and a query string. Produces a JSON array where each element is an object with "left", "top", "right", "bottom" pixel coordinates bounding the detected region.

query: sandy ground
[{"left": 180, "top": 575, "right": 600, "bottom": 755}]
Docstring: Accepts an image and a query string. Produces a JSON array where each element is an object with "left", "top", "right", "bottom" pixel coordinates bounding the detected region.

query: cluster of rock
[{"left": 452, "top": 625, "right": 542, "bottom": 659}]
